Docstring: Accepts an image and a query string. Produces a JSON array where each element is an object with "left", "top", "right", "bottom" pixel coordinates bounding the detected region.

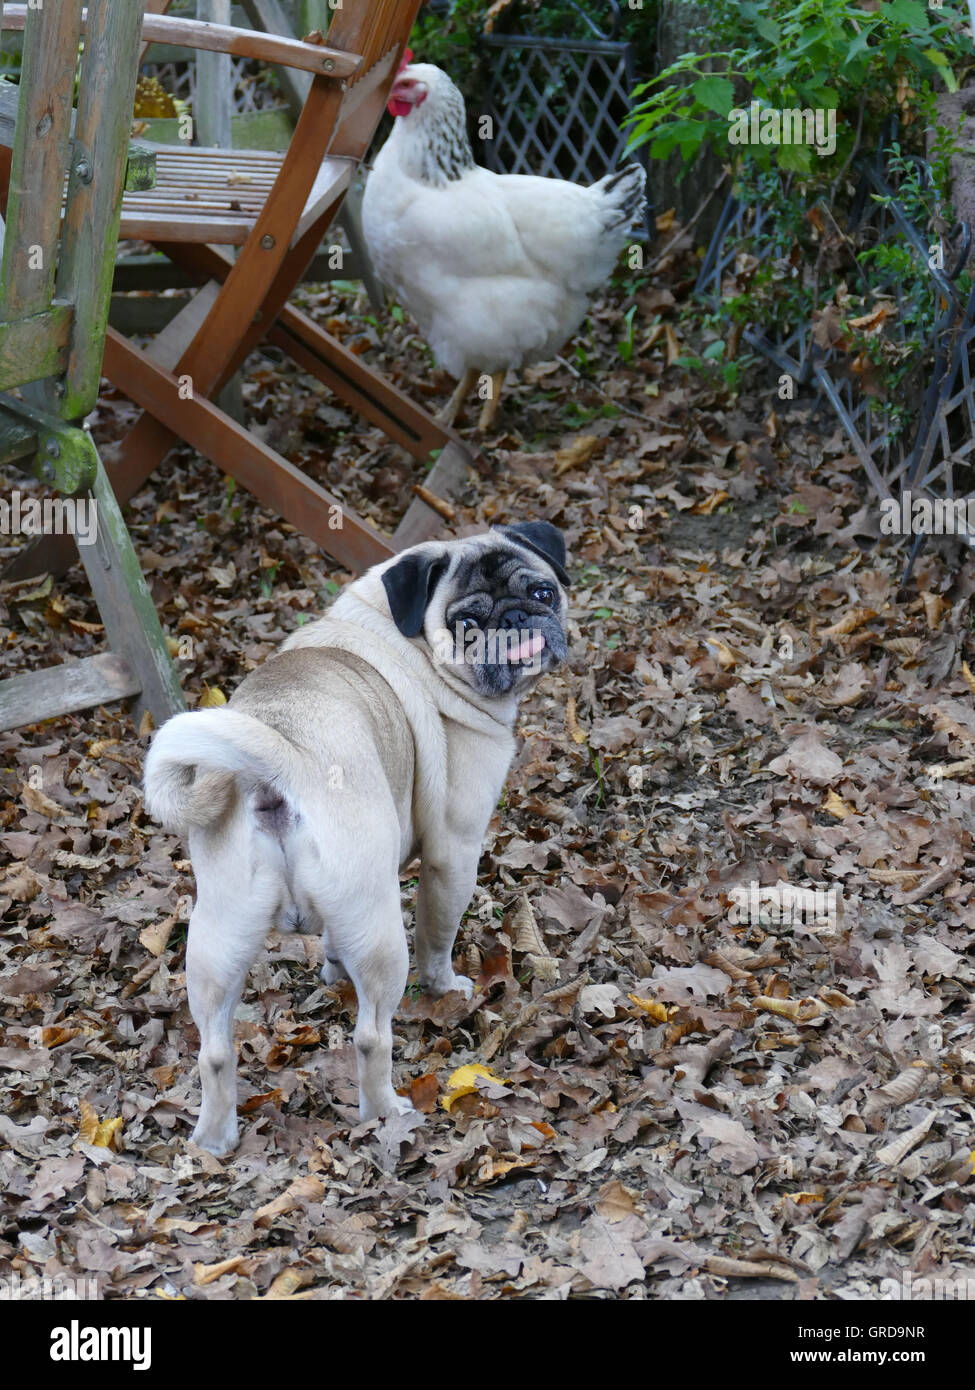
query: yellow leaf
[
  {"left": 198, "top": 685, "right": 227, "bottom": 708},
  {"left": 921, "top": 591, "right": 950, "bottom": 630},
  {"left": 821, "top": 606, "right": 876, "bottom": 637},
  {"left": 962, "top": 661, "right": 975, "bottom": 697},
  {"left": 262, "top": 1267, "right": 312, "bottom": 1299},
  {"left": 691, "top": 491, "right": 730, "bottom": 517},
  {"left": 821, "top": 789, "right": 853, "bottom": 819},
  {"left": 442, "top": 1063, "right": 508, "bottom": 1112},
  {"left": 79, "top": 1099, "right": 99, "bottom": 1145},
  {"left": 554, "top": 434, "right": 600, "bottom": 476},
  {"left": 628, "top": 994, "right": 669, "bottom": 1023},
  {"left": 254, "top": 1174, "right": 326, "bottom": 1227},
  {"left": 139, "top": 911, "right": 177, "bottom": 957},
  {"left": 702, "top": 635, "right": 736, "bottom": 667},
  {"left": 193, "top": 1255, "right": 248, "bottom": 1286},
  {"left": 847, "top": 303, "right": 893, "bottom": 335},
  {"left": 78, "top": 1101, "right": 123, "bottom": 1149},
  {"left": 784, "top": 1191, "right": 825, "bottom": 1204},
  {"left": 87, "top": 738, "right": 120, "bottom": 758}
]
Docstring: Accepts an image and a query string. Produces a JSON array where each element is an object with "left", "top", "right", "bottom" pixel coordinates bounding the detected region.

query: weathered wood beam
[
  {"left": 1, "top": 5, "right": 360, "bottom": 78},
  {"left": 0, "top": 305, "right": 72, "bottom": 392},
  {"left": 196, "top": 1, "right": 233, "bottom": 149},
  {"left": 47, "top": 0, "right": 148, "bottom": 420},
  {"left": 0, "top": 2, "right": 83, "bottom": 322},
  {"left": 0, "top": 653, "right": 142, "bottom": 733}
]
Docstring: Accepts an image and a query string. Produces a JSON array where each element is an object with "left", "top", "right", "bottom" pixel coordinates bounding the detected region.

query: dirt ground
[{"left": 1, "top": 229, "right": 973, "bottom": 1301}]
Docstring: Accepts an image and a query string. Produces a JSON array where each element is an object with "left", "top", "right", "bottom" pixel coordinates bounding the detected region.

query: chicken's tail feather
[{"left": 596, "top": 163, "right": 647, "bottom": 233}]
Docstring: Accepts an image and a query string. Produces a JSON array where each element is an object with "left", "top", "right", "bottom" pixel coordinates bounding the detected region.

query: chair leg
[
  {"left": 269, "top": 306, "right": 461, "bottom": 460},
  {"left": 102, "top": 331, "right": 395, "bottom": 573},
  {"left": 80, "top": 441, "right": 185, "bottom": 728},
  {"left": 3, "top": 410, "right": 180, "bottom": 581}
]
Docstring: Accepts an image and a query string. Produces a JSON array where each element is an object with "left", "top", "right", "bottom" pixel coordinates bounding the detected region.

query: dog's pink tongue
[{"left": 513, "top": 633, "right": 545, "bottom": 662}]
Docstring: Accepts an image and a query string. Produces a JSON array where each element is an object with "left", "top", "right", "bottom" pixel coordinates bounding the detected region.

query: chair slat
[
  {"left": 1, "top": 5, "right": 362, "bottom": 78},
  {"left": 0, "top": 653, "right": 142, "bottom": 733}
]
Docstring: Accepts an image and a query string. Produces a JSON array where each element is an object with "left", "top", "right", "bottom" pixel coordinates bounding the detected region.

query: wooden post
[
  {"left": 81, "top": 439, "right": 186, "bottom": 726},
  {"left": 298, "top": 0, "right": 330, "bottom": 39},
  {"left": 51, "top": 0, "right": 149, "bottom": 421},
  {"left": 196, "top": 0, "right": 233, "bottom": 148},
  {"left": 0, "top": 1, "right": 83, "bottom": 322}
]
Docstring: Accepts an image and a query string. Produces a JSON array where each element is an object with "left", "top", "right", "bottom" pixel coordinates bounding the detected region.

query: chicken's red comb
[{"left": 398, "top": 48, "right": 413, "bottom": 71}]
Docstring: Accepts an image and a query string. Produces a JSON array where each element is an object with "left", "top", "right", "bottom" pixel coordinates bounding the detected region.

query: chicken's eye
[{"left": 530, "top": 586, "right": 556, "bottom": 606}]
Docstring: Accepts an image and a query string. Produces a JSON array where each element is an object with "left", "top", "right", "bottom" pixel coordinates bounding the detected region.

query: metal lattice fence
[
  {"left": 697, "top": 142, "right": 975, "bottom": 570},
  {"left": 140, "top": 56, "right": 284, "bottom": 115},
  {"left": 478, "top": 0, "right": 651, "bottom": 230}
]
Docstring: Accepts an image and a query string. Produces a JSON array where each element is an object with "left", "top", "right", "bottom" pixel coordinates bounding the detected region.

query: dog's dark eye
[
  {"left": 530, "top": 586, "right": 556, "bottom": 606},
  {"left": 456, "top": 615, "right": 479, "bottom": 633}
]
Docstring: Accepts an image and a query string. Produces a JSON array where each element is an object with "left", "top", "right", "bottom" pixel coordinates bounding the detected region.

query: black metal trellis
[
  {"left": 140, "top": 54, "right": 284, "bottom": 117},
  {"left": 478, "top": 0, "right": 651, "bottom": 232},
  {"left": 697, "top": 141, "right": 975, "bottom": 578}
]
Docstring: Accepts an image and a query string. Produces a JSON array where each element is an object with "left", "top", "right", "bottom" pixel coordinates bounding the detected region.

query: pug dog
[{"left": 143, "top": 521, "right": 569, "bottom": 1155}]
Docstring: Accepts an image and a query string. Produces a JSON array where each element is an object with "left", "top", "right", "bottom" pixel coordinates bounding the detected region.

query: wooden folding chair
[
  {"left": 0, "top": 0, "right": 184, "bottom": 732},
  {"left": 3, "top": 0, "right": 474, "bottom": 586}
]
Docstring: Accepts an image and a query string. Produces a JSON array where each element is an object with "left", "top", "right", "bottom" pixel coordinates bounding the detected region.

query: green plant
[
  {"left": 626, "top": 0, "right": 966, "bottom": 177},
  {"left": 617, "top": 304, "right": 638, "bottom": 362},
  {"left": 675, "top": 340, "right": 754, "bottom": 394},
  {"left": 260, "top": 561, "right": 281, "bottom": 599}
]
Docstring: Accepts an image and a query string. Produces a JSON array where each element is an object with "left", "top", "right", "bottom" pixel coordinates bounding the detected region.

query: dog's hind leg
[
  {"left": 326, "top": 886, "right": 412, "bottom": 1122},
  {"left": 186, "top": 894, "right": 270, "bottom": 1155}
]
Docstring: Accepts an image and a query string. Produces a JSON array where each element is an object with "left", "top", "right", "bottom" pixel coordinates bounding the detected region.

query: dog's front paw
[
  {"left": 359, "top": 1092, "right": 416, "bottom": 1123},
  {"left": 421, "top": 971, "right": 474, "bottom": 1001},
  {"left": 189, "top": 1121, "right": 238, "bottom": 1157}
]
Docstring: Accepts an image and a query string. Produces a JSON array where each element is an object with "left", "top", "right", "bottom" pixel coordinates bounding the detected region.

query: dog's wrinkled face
[{"left": 381, "top": 522, "right": 570, "bottom": 697}]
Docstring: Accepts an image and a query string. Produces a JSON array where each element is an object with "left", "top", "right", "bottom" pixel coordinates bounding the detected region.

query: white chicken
[{"left": 361, "top": 60, "right": 647, "bottom": 431}]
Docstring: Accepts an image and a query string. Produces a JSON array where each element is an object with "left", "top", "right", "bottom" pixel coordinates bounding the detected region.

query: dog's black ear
[
  {"left": 381, "top": 550, "right": 449, "bottom": 637},
  {"left": 496, "top": 521, "right": 569, "bottom": 585}
]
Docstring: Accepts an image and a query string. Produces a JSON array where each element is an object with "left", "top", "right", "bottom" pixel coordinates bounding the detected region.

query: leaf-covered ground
[{"left": 1, "top": 226, "right": 974, "bottom": 1301}]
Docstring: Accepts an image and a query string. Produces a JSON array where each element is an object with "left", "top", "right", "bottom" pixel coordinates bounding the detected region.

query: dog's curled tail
[{"left": 144, "top": 708, "right": 305, "bottom": 833}]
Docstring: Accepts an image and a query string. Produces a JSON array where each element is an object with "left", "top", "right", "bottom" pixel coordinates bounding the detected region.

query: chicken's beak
[{"left": 387, "top": 74, "right": 427, "bottom": 119}]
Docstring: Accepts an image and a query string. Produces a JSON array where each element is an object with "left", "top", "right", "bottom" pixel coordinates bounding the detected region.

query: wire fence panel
[
  {"left": 697, "top": 142, "right": 975, "bottom": 570},
  {"left": 477, "top": 1, "right": 651, "bottom": 231}
]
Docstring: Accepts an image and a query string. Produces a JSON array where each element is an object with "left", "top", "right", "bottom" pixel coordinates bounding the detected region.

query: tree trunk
[{"left": 650, "top": 0, "right": 725, "bottom": 246}]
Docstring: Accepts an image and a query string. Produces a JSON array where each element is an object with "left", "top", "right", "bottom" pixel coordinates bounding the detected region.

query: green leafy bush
[{"left": 626, "top": 0, "right": 967, "bottom": 176}]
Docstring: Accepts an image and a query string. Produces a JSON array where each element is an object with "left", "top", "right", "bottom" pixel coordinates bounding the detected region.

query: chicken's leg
[
  {"left": 435, "top": 368, "right": 478, "bottom": 428},
  {"left": 477, "top": 371, "right": 506, "bottom": 433}
]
